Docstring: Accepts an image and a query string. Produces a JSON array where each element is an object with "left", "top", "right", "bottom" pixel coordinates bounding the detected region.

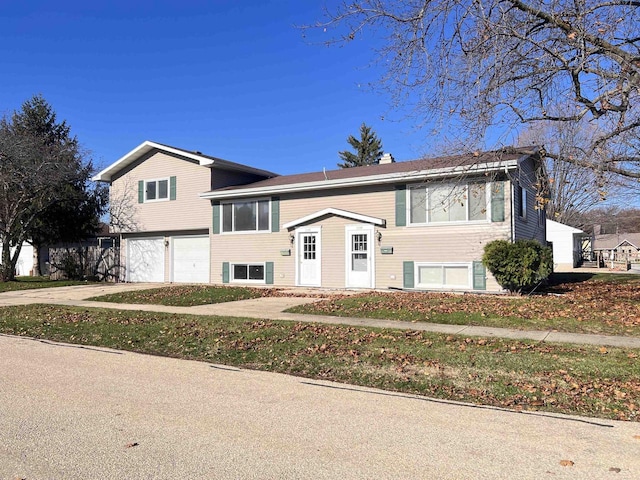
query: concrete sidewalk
[{"left": 1, "top": 283, "right": 639, "bottom": 349}]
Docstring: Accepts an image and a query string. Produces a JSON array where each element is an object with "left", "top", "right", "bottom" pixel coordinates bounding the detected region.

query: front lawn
[
  {"left": 88, "top": 284, "right": 330, "bottom": 307},
  {"left": 287, "top": 273, "right": 640, "bottom": 337},
  {"left": 0, "top": 277, "right": 95, "bottom": 293},
  {"left": 1, "top": 304, "right": 638, "bottom": 421}
]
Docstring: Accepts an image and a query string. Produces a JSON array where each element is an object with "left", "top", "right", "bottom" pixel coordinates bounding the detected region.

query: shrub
[{"left": 482, "top": 240, "right": 552, "bottom": 294}]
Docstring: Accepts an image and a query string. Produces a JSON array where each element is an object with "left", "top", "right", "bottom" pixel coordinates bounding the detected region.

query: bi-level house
[{"left": 93, "top": 141, "right": 547, "bottom": 292}]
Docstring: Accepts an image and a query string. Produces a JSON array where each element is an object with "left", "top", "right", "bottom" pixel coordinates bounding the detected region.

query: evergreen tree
[
  {"left": 0, "top": 95, "right": 106, "bottom": 280},
  {"left": 338, "top": 123, "right": 383, "bottom": 168}
]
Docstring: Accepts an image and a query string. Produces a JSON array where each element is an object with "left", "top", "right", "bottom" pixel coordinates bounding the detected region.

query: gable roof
[
  {"left": 283, "top": 208, "right": 386, "bottom": 230},
  {"left": 593, "top": 233, "right": 640, "bottom": 250},
  {"left": 92, "top": 140, "right": 278, "bottom": 182},
  {"left": 200, "top": 147, "right": 541, "bottom": 200}
]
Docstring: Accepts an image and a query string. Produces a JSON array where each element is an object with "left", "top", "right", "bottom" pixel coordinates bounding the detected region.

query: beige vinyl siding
[
  {"left": 111, "top": 151, "right": 212, "bottom": 233},
  {"left": 512, "top": 157, "right": 546, "bottom": 244},
  {"left": 210, "top": 182, "right": 512, "bottom": 291}
]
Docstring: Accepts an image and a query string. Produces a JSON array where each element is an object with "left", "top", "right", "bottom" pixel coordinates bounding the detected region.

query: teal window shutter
[
  {"left": 265, "top": 262, "right": 274, "bottom": 284},
  {"left": 403, "top": 261, "right": 414, "bottom": 288},
  {"left": 473, "top": 261, "right": 486, "bottom": 290},
  {"left": 271, "top": 197, "right": 280, "bottom": 233},
  {"left": 169, "top": 176, "right": 177, "bottom": 200},
  {"left": 212, "top": 202, "right": 220, "bottom": 234},
  {"left": 491, "top": 181, "right": 505, "bottom": 222},
  {"left": 138, "top": 180, "right": 144, "bottom": 203},
  {"left": 395, "top": 185, "right": 406, "bottom": 226},
  {"left": 222, "top": 262, "right": 230, "bottom": 283}
]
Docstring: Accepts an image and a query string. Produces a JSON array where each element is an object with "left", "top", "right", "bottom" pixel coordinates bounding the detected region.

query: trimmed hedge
[{"left": 482, "top": 240, "right": 552, "bottom": 294}]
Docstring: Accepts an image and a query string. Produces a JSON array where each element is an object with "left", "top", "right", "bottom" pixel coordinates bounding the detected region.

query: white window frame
[
  {"left": 221, "top": 198, "right": 271, "bottom": 234},
  {"left": 414, "top": 262, "right": 473, "bottom": 289},
  {"left": 144, "top": 178, "right": 170, "bottom": 203},
  {"left": 230, "top": 262, "right": 266, "bottom": 284},
  {"left": 407, "top": 181, "right": 489, "bottom": 226}
]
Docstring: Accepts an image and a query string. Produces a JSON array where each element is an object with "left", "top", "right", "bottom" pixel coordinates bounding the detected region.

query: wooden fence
[{"left": 47, "top": 238, "right": 120, "bottom": 282}]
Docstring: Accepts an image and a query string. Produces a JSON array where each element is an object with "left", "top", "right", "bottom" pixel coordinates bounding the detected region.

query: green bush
[{"left": 482, "top": 240, "right": 552, "bottom": 294}]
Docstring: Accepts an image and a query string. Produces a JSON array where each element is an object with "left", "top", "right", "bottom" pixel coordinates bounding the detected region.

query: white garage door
[
  {"left": 172, "top": 235, "right": 210, "bottom": 283},
  {"left": 127, "top": 238, "right": 165, "bottom": 282}
]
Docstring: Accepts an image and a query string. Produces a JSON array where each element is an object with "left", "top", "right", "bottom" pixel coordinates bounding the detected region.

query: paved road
[{"left": 1, "top": 334, "right": 639, "bottom": 479}]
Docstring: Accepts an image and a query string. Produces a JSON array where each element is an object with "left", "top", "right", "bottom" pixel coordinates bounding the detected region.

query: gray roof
[{"left": 593, "top": 233, "right": 640, "bottom": 250}]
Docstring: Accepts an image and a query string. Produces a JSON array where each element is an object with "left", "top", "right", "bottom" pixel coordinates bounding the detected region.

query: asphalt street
[{"left": 1, "top": 334, "right": 639, "bottom": 479}]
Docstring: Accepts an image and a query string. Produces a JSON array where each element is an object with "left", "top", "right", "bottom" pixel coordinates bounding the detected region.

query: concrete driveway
[{"left": 1, "top": 334, "right": 639, "bottom": 479}]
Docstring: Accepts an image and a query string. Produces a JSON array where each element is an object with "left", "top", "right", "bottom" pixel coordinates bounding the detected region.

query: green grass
[
  {"left": 287, "top": 273, "right": 640, "bottom": 337},
  {"left": 88, "top": 284, "right": 268, "bottom": 306},
  {"left": 0, "top": 276, "right": 95, "bottom": 293},
  {"left": 1, "top": 303, "right": 638, "bottom": 421}
]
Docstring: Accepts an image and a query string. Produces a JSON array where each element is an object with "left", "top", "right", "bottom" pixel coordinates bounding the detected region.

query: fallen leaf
[
  {"left": 125, "top": 442, "right": 139, "bottom": 448},
  {"left": 559, "top": 460, "right": 574, "bottom": 467}
]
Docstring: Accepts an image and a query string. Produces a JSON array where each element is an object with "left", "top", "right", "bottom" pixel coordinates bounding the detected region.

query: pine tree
[
  {"left": 0, "top": 95, "right": 106, "bottom": 280},
  {"left": 337, "top": 123, "right": 383, "bottom": 168}
]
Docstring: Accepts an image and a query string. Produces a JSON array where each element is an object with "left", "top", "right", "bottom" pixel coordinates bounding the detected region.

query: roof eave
[
  {"left": 200, "top": 159, "right": 520, "bottom": 200},
  {"left": 92, "top": 140, "right": 278, "bottom": 182}
]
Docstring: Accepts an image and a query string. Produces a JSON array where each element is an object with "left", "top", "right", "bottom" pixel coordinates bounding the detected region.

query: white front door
[
  {"left": 345, "top": 225, "right": 374, "bottom": 288},
  {"left": 297, "top": 228, "right": 321, "bottom": 286}
]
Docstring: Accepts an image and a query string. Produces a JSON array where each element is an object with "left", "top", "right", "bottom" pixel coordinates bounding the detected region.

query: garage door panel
[
  {"left": 127, "top": 238, "right": 165, "bottom": 283},
  {"left": 172, "top": 236, "right": 210, "bottom": 283}
]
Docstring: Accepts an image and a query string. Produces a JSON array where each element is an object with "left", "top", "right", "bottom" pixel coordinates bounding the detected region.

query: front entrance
[
  {"left": 345, "top": 225, "right": 374, "bottom": 288},
  {"left": 296, "top": 228, "right": 321, "bottom": 286}
]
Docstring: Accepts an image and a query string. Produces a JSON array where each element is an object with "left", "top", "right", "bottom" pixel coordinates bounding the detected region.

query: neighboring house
[
  {"left": 0, "top": 243, "right": 34, "bottom": 276},
  {"left": 94, "top": 142, "right": 547, "bottom": 292},
  {"left": 593, "top": 233, "right": 640, "bottom": 263},
  {"left": 546, "top": 220, "right": 584, "bottom": 270}
]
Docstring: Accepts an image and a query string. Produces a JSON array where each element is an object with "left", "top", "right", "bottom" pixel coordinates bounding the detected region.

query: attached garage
[
  {"left": 127, "top": 237, "right": 165, "bottom": 282},
  {"left": 171, "top": 235, "right": 210, "bottom": 283}
]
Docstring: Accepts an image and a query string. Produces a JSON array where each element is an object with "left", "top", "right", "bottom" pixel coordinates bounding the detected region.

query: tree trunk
[
  {"left": 0, "top": 241, "right": 15, "bottom": 282},
  {"left": 31, "top": 242, "right": 42, "bottom": 277}
]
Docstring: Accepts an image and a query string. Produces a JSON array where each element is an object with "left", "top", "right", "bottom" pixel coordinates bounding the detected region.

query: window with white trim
[
  {"left": 145, "top": 178, "right": 169, "bottom": 202},
  {"left": 416, "top": 263, "right": 472, "bottom": 289},
  {"left": 409, "top": 182, "right": 488, "bottom": 224},
  {"left": 222, "top": 199, "right": 270, "bottom": 233},
  {"left": 231, "top": 263, "right": 265, "bottom": 282}
]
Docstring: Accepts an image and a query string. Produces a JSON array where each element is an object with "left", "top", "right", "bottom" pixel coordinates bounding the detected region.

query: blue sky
[{"left": 0, "top": 0, "right": 448, "bottom": 175}]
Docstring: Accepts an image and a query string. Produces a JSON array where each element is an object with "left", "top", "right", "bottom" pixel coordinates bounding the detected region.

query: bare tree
[
  {"left": 108, "top": 176, "right": 140, "bottom": 234},
  {"left": 307, "top": 1, "right": 640, "bottom": 180},
  {"left": 517, "top": 118, "right": 626, "bottom": 226}
]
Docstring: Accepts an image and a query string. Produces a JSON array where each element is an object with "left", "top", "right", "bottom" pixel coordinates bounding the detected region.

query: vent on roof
[{"left": 379, "top": 153, "right": 395, "bottom": 164}]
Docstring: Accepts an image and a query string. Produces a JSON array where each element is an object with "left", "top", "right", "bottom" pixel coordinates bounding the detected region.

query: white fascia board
[
  {"left": 283, "top": 208, "right": 385, "bottom": 230},
  {"left": 614, "top": 239, "right": 639, "bottom": 250},
  {"left": 200, "top": 160, "right": 519, "bottom": 200},
  {"left": 92, "top": 141, "right": 215, "bottom": 182},
  {"left": 92, "top": 141, "right": 276, "bottom": 182}
]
